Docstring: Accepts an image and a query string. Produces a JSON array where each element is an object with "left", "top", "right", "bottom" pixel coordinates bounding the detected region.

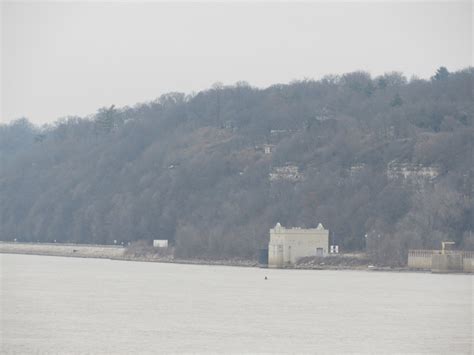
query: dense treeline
[{"left": 1, "top": 67, "right": 473, "bottom": 264}]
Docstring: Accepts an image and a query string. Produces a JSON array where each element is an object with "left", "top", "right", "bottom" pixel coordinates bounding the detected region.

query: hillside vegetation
[{"left": 1, "top": 67, "right": 473, "bottom": 265}]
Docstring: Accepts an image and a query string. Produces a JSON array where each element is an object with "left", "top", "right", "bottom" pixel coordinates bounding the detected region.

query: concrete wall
[
  {"left": 407, "top": 250, "right": 434, "bottom": 270},
  {"left": 408, "top": 249, "right": 473, "bottom": 273},
  {"left": 268, "top": 223, "right": 329, "bottom": 268},
  {"left": 462, "top": 257, "right": 473, "bottom": 273},
  {"left": 431, "top": 254, "right": 463, "bottom": 273}
]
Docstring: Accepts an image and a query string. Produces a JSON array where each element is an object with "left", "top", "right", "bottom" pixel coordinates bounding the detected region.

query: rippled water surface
[{"left": 1, "top": 254, "right": 472, "bottom": 354}]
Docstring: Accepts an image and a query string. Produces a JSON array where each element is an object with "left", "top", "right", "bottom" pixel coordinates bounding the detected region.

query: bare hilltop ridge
[{"left": 1, "top": 67, "right": 473, "bottom": 267}]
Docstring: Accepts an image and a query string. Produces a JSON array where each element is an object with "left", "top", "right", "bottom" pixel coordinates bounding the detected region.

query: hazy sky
[{"left": 1, "top": 1, "right": 472, "bottom": 124}]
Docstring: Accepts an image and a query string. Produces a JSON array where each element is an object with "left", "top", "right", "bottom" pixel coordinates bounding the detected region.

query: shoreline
[
  {"left": 0, "top": 241, "right": 437, "bottom": 274},
  {"left": 0, "top": 241, "right": 258, "bottom": 268}
]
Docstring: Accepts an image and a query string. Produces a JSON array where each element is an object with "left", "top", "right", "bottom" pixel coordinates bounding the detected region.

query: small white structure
[
  {"left": 153, "top": 239, "right": 168, "bottom": 248},
  {"left": 330, "top": 245, "right": 339, "bottom": 254},
  {"left": 269, "top": 165, "right": 301, "bottom": 182},
  {"left": 387, "top": 161, "right": 440, "bottom": 183},
  {"left": 268, "top": 222, "right": 329, "bottom": 268},
  {"left": 263, "top": 144, "right": 274, "bottom": 155}
]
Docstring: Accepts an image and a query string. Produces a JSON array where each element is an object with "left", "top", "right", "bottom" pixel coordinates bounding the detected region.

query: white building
[
  {"left": 263, "top": 144, "right": 274, "bottom": 155},
  {"left": 387, "top": 161, "right": 440, "bottom": 182},
  {"left": 269, "top": 165, "right": 301, "bottom": 182},
  {"left": 268, "top": 222, "right": 329, "bottom": 268},
  {"left": 153, "top": 239, "right": 168, "bottom": 248}
]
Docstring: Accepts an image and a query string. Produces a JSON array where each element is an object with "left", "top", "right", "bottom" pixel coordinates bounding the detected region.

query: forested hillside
[{"left": 1, "top": 67, "right": 473, "bottom": 264}]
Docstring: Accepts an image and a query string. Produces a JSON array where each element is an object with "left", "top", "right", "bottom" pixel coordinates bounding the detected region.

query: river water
[{"left": 0, "top": 254, "right": 472, "bottom": 354}]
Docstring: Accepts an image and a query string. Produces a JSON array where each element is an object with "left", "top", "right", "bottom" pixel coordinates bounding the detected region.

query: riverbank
[
  {"left": 0, "top": 242, "right": 256, "bottom": 267},
  {"left": 0, "top": 241, "right": 412, "bottom": 272},
  {"left": 0, "top": 241, "right": 125, "bottom": 259}
]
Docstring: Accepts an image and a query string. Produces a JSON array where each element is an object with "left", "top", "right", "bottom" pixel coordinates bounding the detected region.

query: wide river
[{"left": 0, "top": 254, "right": 472, "bottom": 354}]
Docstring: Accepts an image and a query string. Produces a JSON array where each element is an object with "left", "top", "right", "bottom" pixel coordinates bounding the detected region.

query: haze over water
[{"left": 1, "top": 254, "right": 472, "bottom": 354}]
